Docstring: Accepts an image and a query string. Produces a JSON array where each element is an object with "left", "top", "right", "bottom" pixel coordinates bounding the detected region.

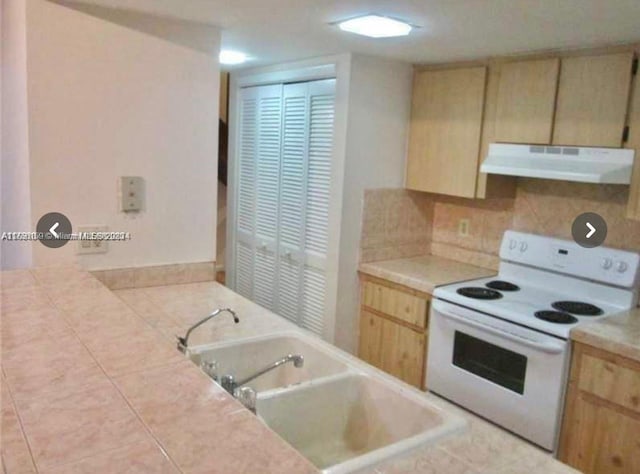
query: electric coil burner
[
  {"left": 551, "top": 301, "right": 603, "bottom": 316},
  {"left": 486, "top": 280, "right": 520, "bottom": 291},
  {"left": 456, "top": 287, "right": 502, "bottom": 300},
  {"left": 534, "top": 310, "right": 578, "bottom": 324}
]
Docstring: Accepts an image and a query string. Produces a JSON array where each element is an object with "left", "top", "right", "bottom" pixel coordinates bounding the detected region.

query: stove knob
[
  {"left": 601, "top": 258, "right": 613, "bottom": 270},
  {"left": 519, "top": 242, "right": 528, "bottom": 252},
  {"left": 616, "top": 261, "right": 628, "bottom": 273}
]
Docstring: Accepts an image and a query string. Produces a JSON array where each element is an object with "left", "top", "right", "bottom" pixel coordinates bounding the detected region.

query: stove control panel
[{"left": 500, "top": 231, "right": 640, "bottom": 288}]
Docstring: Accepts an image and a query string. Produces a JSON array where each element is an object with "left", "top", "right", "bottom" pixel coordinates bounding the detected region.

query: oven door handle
[{"left": 436, "top": 305, "right": 565, "bottom": 354}]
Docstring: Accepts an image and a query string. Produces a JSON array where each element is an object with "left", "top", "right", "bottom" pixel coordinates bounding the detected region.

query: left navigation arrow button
[
  {"left": 49, "top": 222, "right": 60, "bottom": 238},
  {"left": 36, "top": 212, "right": 72, "bottom": 248}
]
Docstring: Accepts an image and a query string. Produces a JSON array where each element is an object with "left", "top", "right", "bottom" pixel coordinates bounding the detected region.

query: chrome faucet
[
  {"left": 220, "top": 353, "right": 304, "bottom": 395},
  {"left": 176, "top": 308, "right": 239, "bottom": 353}
]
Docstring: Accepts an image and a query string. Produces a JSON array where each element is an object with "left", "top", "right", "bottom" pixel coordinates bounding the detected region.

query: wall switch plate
[
  {"left": 121, "top": 176, "right": 144, "bottom": 212},
  {"left": 458, "top": 219, "right": 470, "bottom": 237},
  {"left": 77, "top": 226, "right": 109, "bottom": 255}
]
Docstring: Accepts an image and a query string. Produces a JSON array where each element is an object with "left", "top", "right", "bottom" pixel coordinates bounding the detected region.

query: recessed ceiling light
[
  {"left": 219, "top": 50, "right": 247, "bottom": 65},
  {"left": 337, "top": 15, "right": 413, "bottom": 38}
]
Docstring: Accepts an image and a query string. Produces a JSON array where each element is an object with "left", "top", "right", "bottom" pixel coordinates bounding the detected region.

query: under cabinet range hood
[{"left": 481, "top": 143, "right": 635, "bottom": 184}]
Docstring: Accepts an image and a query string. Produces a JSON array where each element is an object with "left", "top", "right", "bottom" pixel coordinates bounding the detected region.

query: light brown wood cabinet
[
  {"left": 626, "top": 65, "right": 640, "bottom": 220},
  {"left": 407, "top": 49, "right": 638, "bottom": 202},
  {"left": 406, "top": 66, "right": 487, "bottom": 198},
  {"left": 559, "top": 342, "right": 640, "bottom": 473},
  {"left": 358, "top": 275, "right": 430, "bottom": 389},
  {"left": 494, "top": 58, "right": 560, "bottom": 144},
  {"left": 553, "top": 52, "right": 635, "bottom": 147}
]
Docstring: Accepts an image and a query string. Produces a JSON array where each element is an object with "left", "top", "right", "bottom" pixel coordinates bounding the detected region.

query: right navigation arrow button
[{"left": 572, "top": 212, "right": 607, "bottom": 248}]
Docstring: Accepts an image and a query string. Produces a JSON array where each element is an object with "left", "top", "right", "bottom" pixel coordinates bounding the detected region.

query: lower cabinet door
[
  {"left": 359, "top": 310, "right": 384, "bottom": 369},
  {"left": 358, "top": 311, "right": 426, "bottom": 389},
  {"left": 563, "top": 393, "right": 640, "bottom": 473},
  {"left": 380, "top": 318, "right": 426, "bottom": 389}
]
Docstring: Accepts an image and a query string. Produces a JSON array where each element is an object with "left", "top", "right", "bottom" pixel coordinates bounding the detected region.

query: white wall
[
  {"left": 1, "top": 0, "right": 33, "bottom": 270},
  {"left": 334, "top": 55, "right": 413, "bottom": 352},
  {"left": 24, "top": 0, "right": 220, "bottom": 270},
  {"left": 52, "top": 1, "right": 220, "bottom": 55}
]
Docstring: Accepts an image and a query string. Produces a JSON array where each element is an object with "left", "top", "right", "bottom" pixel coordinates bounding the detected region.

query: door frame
[{"left": 226, "top": 55, "right": 349, "bottom": 344}]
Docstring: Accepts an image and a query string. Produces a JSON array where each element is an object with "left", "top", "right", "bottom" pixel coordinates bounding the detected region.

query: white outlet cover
[{"left": 77, "top": 226, "right": 109, "bottom": 255}]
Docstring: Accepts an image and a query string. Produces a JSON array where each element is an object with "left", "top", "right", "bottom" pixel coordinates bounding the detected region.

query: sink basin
[
  {"left": 257, "top": 373, "right": 466, "bottom": 474},
  {"left": 188, "top": 333, "right": 349, "bottom": 392},
  {"left": 189, "top": 332, "right": 465, "bottom": 472}
]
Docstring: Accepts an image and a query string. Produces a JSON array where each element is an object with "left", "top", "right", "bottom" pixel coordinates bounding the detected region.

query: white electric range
[{"left": 427, "top": 230, "right": 640, "bottom": 451}]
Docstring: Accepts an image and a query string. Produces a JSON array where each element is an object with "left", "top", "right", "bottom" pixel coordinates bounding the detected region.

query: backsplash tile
[
  {"left": 360, "top": 189, "right": 434, "bottom": 263},
  {"left": 362, "top": 179, "right": 640, "bottom": 268},
  {"left": 512, "top": 179, "right": 640, "bottom": 251},
  {"left": 430, "top": 194, "right": 515, "bottom": 269}
]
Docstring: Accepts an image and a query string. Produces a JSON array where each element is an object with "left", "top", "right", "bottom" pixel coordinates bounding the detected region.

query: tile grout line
[
  {"left": 112, "top": 289, "right": 186, "bottom": 338},
  {"left": 116, "top": 287, "right": 323, "bottom": 473},
  {"left": 2, "top": 370, "right": 39, "bottom": 473},
  {"left": 435, "top": 444, "right": 482, "bottom": 472},
  {"left": 23, "top": 269, "right": 186, "bottom": 474},
  {"left": 107, "top": 285, "right": 250, "bottom": 474},
  {"left": 2, "top": 276, "right": 42, "bottom": 472},
  {"left": 15, "top": 272, "right": 314, "bottom": 473}
]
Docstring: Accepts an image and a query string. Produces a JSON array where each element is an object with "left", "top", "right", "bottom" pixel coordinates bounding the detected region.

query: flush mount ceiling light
[
  {"left": 219, "top": 50, "right": 247, "bottom": 65},
  {"left": 337, "top": 14, "right": 413, "bottom": 38}
]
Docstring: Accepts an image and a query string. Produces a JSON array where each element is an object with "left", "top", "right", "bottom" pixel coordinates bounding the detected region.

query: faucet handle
[
  {"left": 220, "top": 374, "right": 236, "bottom": 395},
  {"left": 200, "top": 360, "right": 219, "bottom": 381},
  {"left": 236, "top": 386, "right": 257, "bottom": 414}
]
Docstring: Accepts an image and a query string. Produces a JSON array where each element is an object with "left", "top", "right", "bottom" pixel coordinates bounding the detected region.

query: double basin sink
[{"left": 187, "top": 332, "right": 465, "bottom": 473}]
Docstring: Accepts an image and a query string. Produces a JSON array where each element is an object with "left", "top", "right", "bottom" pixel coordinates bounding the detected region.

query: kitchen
[{"left": 2, "top": 1, "right": 640, "bottom": 473}]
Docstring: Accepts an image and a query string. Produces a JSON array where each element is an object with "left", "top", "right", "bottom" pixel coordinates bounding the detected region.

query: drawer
[
  {"left": 578, "top": 353, "right": 640, "bottom": 414},
  {"left": 361, "top": 280, "right": 428, "bottom": 329}
]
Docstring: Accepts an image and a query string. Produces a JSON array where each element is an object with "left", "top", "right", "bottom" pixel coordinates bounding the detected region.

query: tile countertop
[
  {"left": 571, "top": 307, "right": 640, "bottom": 363},
  {"left": 1, "top": 267, "right": 577, "bottom": 474},
  {"left": 362, "top": 255, "right": 640, "bottom": 364},
  {"left": 358, "top": 255, "right": 496, "bottom": 294}
]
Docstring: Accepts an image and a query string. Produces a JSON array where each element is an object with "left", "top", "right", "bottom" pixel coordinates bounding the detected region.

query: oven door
[{"left": 426, "top": 298, "right": 570, "bottom": 451}]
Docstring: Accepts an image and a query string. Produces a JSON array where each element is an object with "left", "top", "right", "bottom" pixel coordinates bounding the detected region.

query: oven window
[{"left": 453, "top": 331, "right": 527, "bottom": 394}]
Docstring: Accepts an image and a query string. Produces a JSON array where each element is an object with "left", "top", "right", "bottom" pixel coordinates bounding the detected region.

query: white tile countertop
[
  {"left": 1, "top": 267, "right": 577, "bottom": 473},
  {"left": 570, "top": 306, "right": 640, "bottom": 363},
  {"left": 358, "top": 255, "right": 496, "bottom": 294}
]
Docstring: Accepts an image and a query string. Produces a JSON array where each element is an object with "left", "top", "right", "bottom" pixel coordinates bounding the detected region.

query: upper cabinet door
[
  {"left": 407, "top": 67, "right": 487, "bottom": 198},
  {"left": 553, "top": 52, "right": 635, "bottom": 147},
  {"left": 495, "top": 58, "right": 560, "bottom": 144}
]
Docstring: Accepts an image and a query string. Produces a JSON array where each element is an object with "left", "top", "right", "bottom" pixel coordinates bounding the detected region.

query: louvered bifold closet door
[
  {"left": 235, "top": 79, "right": 334, "bottom": 337},
  {"left": 301, "top": 79, "right": 335, "bottom": 335},
  {"left": 253, "top": 84, "right": 283, "bottom": 311},
  {"left": 235, "top": 84, "right": 283, "bottom": 310},
  {"left": 276, "top": 83, "right": 308, "bottom": 324},
  {"left": 277, "top": 79, "right": 336, "bottom": 335},
  {"left": 235, "top": 86, "right": 258, "bottom": 299}
]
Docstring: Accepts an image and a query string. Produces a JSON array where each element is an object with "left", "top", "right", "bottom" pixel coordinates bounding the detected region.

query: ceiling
[{"left": 60, "top": 0, "right": 640, "bottom": 68}]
